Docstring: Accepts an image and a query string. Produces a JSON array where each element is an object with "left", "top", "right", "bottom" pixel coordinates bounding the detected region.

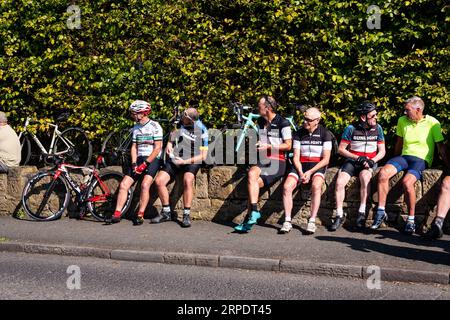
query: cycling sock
[
  {"left": 358, "top": 204, "right": 366, "bottom": 213},
  {"left": 251, "top": 203, "right": 258, "bottom": 212},
  {"left": 285, "top": 217, "right": 292, "bottom": 222},
  {"left": 407, "top": 216, "right": 415, "bottom": 222},
  {"left": 113, "top": 210, "right": 121, "bottom": 218},
  {"left": 162, "top": 205, "right": 171, "bottom": 213},
  {"left": 309, "top": 217, "right": 316, "bottom": 223},
  {"left": 183, "top": 207, "right": 191, "bottom": 216},
  {"left": 377, "top": 206, "right": 385, "bottom": 211},
  {"left": 137, "top": 211, "right": 144, "bottom": 218},
  {"left": 336, "top": 208, "right": 344, "bottom": 217},
  {"left": 435, "top": 217, "right": 444, "bottom": 228}
]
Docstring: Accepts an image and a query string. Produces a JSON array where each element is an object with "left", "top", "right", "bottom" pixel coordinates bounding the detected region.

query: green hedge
[{"left": 1, "top": 0, "right": 448, "bottom": 144}]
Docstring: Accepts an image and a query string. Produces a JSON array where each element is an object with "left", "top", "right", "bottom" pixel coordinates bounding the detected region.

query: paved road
[
  {"left": 1, "top": 252, "right": 449, "bottom": 300},
  {"left": 1, "top": 217, "right": 449, "bottom": 273}
]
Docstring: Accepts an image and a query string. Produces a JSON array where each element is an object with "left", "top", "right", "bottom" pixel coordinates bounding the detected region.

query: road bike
[
  {"left": 21, "top": 154, "right": 132, "bottom": 222},
  {"left": 18, "top": 113, "right": 92, "bottom": 167}
]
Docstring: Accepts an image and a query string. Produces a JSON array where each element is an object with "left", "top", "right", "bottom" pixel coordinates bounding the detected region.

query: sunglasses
[
  {"left": 366, "top": 113, "right": 378, "bottom": 119},
  {"left": 304, "top": 117, "right": 320, "bottom": 123}
]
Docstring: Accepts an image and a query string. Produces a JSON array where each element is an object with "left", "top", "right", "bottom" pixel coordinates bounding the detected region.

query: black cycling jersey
[
  {"left": 257, "top": 114, "right": 292, "bottom": 161},
  {"left": 293, "top": 125, "right": 333, "bottom": 163},
  {"left": 170, "top": 120, "right": 209, "bottom": 160}
]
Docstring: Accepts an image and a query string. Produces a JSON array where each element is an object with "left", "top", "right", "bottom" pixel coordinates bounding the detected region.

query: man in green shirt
[{"left": 372, "top": 96, "right": 447, "bottom": 235}]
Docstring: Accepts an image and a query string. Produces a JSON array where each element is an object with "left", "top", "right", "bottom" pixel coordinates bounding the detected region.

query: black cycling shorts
[
  {"left": 161, "top": 160, "right": 202, "bottom": 179},
  {"left": 126, "top": 156, "right": 162, "bottom": 181},
  {"left": 256, "top": 158, "right": 287, "bottom": 187},
  {"left": 339, "top": 158, "right": 377, "bottom": 177},
  {"left": 287, "top": 162, "right": 326, "bottom": 184}
]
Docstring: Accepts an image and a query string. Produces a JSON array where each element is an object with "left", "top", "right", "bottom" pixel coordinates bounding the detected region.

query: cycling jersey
[
  {"left": 293, "top": 125, "right": 333, "bottom": 163},
  {"left": 340, "top": 123, "right": 384, "bottom": 159},
  {"left": 132, "top": 120, "right": 163, "bottom": 157},
  {"left": 171, "top": 120, "right": 209, "bottom": 160},
  {"left": 257, "top": 114, "right": 292, "bottom": 161}
]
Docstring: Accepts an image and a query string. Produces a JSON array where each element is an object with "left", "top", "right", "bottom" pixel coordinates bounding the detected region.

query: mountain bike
[
  {"left": 18, "top": 113, "right": 92, "bottom": 167},
  {"left": 21, "top": 154, "right": 132, "bottom": 222}
]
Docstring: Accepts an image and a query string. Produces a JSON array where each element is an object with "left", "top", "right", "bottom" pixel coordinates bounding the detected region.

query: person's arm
[
  {"left": 437, "top": 142, "right": 450, "bottom": 167},
  {"left": 371, "top": 142, "right": 386, "bottom": 164},
  {"left": 394, "top": 136, "right": 403, "bottom": 156},
  {"left": 182, "top": 149, "right": 208, "bottom": 165},
  {"left": 307, "top": 150, "right": 331, "bottom": 174},
  {"left": 130, "top": 143, "right": 138, "bottom": 171},
  {"left": 145, "top": 140, "right": 162, "bottom": 163},
  {"left": 338, "top": 141, "right": 358, "bottom": 160},
  {"left": 292, "top": 147, "right": 303, "bottom": 179}
]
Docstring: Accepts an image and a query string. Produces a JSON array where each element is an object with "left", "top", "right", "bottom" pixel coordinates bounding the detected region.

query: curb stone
[{"left": 0, "top": 242, "right": 448, "bottom": 285}]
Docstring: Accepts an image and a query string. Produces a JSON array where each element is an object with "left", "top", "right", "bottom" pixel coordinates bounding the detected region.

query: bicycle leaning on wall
[{"left": 18, "top": 112, "right": 92, "bottom": 167}]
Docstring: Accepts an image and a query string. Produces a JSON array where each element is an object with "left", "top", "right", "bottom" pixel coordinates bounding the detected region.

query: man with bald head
[
  {"left": 153, "top": 107, "right": 209, "bottom": 228},
  {"left": 280, "top": 107, "right": 333, "bottom": 234}
]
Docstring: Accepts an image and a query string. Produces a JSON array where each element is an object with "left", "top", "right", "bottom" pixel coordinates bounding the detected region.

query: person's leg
[
  {"left": 377, "top": 164, "right": 399, "bottom": 208},
  {"left": 425, "top": 176, "right": 450, "bottom": 239},
  {"left": 137, "top": 175, "right": 154, "bottom": 215},
  {"left": 402, "top": 173, "right": 418, "bottom": 217},
  {"left": 283, "top": 175, "right": 298, "bottom": 222},
  {"left": 280, "top": 175, "right": 297, "bottom": 233},
  {"left": 155, "top": 171, "right": 171, "bottom": 207},
  {"left": 436, "top": 176, "right": 450, "bottom": 220},
  {"left": 335, "top": 171, "right": 352, "bottom": 214},
  {"left": 113, "top": 175, "right": 134, "bottom": 221},
  {"left": 180, "top": 171, "right": 196, "bottom": 228},
  {"left": 151, "top": 170, "right": 173, "bottom": 223},
  {"left": 310, "top": 175, "right": 324, "bottom": 220},
  {"left": 356, "top": 169, "right": 373, "bottom": 227},
  {"left": 402, "top": 173, "right": 419, "bottom": 234},
  {"left": 234, "top": 166, "right": 264, "bottom": 232},
  {"left": 248, "top": 166, "right": 264, "bottom": 205}
]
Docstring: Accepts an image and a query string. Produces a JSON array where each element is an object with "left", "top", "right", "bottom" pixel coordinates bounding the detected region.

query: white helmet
[{"left": 129, "top": 100, "right": 151, "bottom": 114}]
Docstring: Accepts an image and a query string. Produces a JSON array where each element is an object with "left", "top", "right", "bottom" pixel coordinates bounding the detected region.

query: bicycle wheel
[
  {"left": 86, "top": 171, "right": 133, "bottom": 221},
  {"left": 101, "top": 129, "right": 132, "bottom": 166},
  {"left": 21, "top": 172, "right": 70, "bottom": 221},
  {"left": 55, "top": 127, "right": 92, "bottom": 166},
  {"left": 19, "top": 134, "right": 31, "bottom": 165}
]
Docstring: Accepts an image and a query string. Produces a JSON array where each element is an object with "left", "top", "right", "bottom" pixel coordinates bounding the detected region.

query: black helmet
[{"left": 355, "top": 101, "right": 376, "bottom": 116}]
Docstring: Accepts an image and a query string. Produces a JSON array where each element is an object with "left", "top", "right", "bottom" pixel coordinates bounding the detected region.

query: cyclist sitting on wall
[
  {"left": 280, "top": 107, "right": 333, "bottom": 235},
  {"left": 234, "top": 95, "right": 292, "bottom": 233},
  {"left": 153, "top": 107, "right": 209, "bottom": 228},
  {"left": 330, "top": 101, "right": 386, "bottom": 231},
  {"left": 373, "top": 96, "right": 447, "bottom": 234},
  {"left": 111, "top": 100, "right": 163, "bottom": 225}
]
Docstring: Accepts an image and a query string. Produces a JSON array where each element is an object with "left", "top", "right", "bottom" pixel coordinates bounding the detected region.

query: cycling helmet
[
  {"left": 355, "top": 101, "right": 376, "bottom": 116},
  {"left": 129, "top": 100, "right": 151, "bottom": 115}
]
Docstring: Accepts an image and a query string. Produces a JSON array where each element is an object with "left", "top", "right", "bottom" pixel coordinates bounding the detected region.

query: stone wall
[{"left": 1, "top": 166, "right": 449, "bottom": 232}]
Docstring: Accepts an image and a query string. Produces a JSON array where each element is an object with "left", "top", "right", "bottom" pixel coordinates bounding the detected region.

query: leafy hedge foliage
[{"left": 1, "top": 0, "right": 448, "bottom": 146}]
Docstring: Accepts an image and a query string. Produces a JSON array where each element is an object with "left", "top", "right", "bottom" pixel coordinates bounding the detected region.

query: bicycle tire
[
  {"left": 55, "top": 127, "right": 92, "bottom": 167},
  {"left": 86, "top": 171, "right": 133, "bottom": 221},
  {"left": 21, "top": 171, "right": 70, "bottom": 221},
  {"left": 101, "top": 129, "right": 132, "bottom": 167},
  {"left": 19, "top": 134, "right": 31, "bottom": 165}
]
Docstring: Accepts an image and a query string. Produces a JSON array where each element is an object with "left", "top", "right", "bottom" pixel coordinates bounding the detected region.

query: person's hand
[
  {"left": 301, "top": 171, "right": 312, "bottom": 184},
  {"left": 256, "top": 141, "right": 271, "bottom": 151},
  {"left": 166, "top": 145, "right": 174, "bottom": 156},
  {"left": 134, "top": 161, "right": 148, "bottom": 174},
  {"left": 172, "top": 157, "right": 185, "bottom": 166},
  {"left": 366, "top": 159, "right": 375, "bottom": 168},
  {"left": 356, "top": 156, "right": 368, "bottom": 167}
]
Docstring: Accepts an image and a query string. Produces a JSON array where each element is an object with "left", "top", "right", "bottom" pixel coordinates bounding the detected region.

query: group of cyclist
[{"left": 111, "top": 95, "right": 450, "bottom": 240}]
